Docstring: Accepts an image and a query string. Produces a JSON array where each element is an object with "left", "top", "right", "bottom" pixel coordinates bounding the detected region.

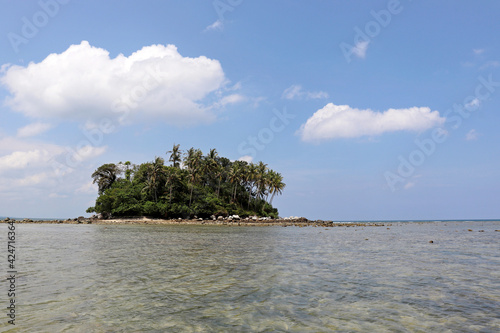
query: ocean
[{"left": 1, "top": 221, "right": 499, "bottom": 332}]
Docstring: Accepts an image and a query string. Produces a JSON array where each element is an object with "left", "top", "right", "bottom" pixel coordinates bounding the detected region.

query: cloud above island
[
  {"left": 298, "top": 103, "right": 445, "bottom": 142},
  {"left": 1, "top": 41, "right": 229, "bottom": 127}
]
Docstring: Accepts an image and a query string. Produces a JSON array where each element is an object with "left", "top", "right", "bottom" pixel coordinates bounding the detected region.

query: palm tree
[
  {"left": 214, "top": 163, "right": 224, "bottom": 198},
  {"left": 92, "top": 163, "right": 121, "bottom": 194},
  {"left": 142, "top": 157, "right": 165, "bottom": 202},
  {"left": 268, "top": 170, "right": 286, "bottom": 205},
  {"left": 246, "top": 163, "right": 257, "bottom": 209},
  {"left": 184, "top": 148, "right": 203, "bottom": 207},
  {"left": 167, "top": 144, "right": 182, "bottom": 168},
  {"left": 165, "top": 168, "right": 178, "bottom": 205},
  {"left": 228, "top": 162, "right": 242, "bottom": 202},
  {"left": 206, "top": 148, "right": 218, "bottom": 185},
  {"left": 256, "top": 161, "right": 268, "bottom": 200}
]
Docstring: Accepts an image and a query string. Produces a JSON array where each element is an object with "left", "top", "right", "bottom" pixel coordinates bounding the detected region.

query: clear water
[{"left": 1, "top": 221, "right": 499, "bottom": 332}]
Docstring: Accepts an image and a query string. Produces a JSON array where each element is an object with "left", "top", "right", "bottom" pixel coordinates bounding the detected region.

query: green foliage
[{"left": 88, "top": 146, "right": 286, "bottom": 219}]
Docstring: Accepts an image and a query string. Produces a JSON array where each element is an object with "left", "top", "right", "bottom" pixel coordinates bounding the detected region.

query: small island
[{"left": 86, "top": 145, "right": 286, "bottom": 220}]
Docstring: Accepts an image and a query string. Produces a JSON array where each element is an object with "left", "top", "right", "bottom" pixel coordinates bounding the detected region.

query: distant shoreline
[
  {"left": 1, "top": 216, "right": 391, "bottom": 227},
  {"left": 2, "top": 217, "right": 499, "bottom": 227}
]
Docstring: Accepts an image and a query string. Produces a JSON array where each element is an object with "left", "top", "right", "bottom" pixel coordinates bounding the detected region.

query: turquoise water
[{"left": 1, "top": 221, "right": 499, "bottom": 332}]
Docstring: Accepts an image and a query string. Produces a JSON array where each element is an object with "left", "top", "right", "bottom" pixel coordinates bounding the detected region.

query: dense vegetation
[{"left": 86, "top": 145, "right": 286, "bottom": 219}]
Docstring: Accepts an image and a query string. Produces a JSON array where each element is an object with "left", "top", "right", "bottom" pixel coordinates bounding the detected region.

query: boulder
[
  {"left": 217, "top": 216, "right": 223, "bottom": 220},
  {"left": 231, "top": 215, "right": 240, "bottom": 220}
]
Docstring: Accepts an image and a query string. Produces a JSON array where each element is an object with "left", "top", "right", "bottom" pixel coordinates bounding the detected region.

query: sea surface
[{"left": 1, "top": 221, "right": 499, "bottom": 332}]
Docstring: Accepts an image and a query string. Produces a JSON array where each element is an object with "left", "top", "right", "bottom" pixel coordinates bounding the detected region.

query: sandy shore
[{"left": 1, "top": 216, "right": 389, "bottom": 227}]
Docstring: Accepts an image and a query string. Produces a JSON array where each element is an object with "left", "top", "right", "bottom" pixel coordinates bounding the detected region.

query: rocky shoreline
[{"left": 0, "top": 216, "right": 388, "bottom": 228}]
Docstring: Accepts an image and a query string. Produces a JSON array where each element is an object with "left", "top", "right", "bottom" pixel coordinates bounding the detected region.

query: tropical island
[{"left": 86, "top": 145, "right": 286, "bottom": 220}]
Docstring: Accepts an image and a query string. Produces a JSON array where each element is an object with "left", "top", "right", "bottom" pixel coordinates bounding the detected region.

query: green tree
[
  {"left": 142, "top": 157, "right": 165, "bottom": 202},
  {"left": 268, "top": 170, "right": 286, "bottom": 205},
  {"left": 167, "top": 144, "right": 182, "bottom": 168},
  {"left": 92, "top": 163, "right": 121, "bottom": 195}
]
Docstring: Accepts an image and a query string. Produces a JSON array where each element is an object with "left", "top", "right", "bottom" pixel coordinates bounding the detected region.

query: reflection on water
[{"left": 1, "top": 221, "right": 499, "bottom": 332}]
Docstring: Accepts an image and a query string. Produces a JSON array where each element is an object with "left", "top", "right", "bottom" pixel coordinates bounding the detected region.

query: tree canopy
[{"left": 87, "top": 145, "right": 285, "bottom": 219}]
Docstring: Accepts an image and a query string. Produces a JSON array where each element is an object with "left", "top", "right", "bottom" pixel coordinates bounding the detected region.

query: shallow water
[{"left": 1, "top": 221, "right": 499, "bottom": 332}]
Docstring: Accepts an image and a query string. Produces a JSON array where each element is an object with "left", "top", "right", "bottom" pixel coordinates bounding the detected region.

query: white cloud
[
  {"left": 204, "top": 20, "right": 224, "bottom": 32},
  {"left": 466, "top": 129, "right": 478, "bottom": 141},
  {"left": 1, "top": 41, "right": 228, "bottom": 127},
  {"left": 282, "top": 85, "right": 329, "bottom": 100},
  {"left": 465, "top": 98, "right": 481, "bottom": 110},
  {"left": 0, "top": 149, "right": 52, "bottom": 171},
  {"left": 352, "top": 41, "right": 369, "bottom": 59},
  {"left": 298, "top": 103, "right": 445, "bottom": 142},
  {"left": 17, "top": 122, "right": 52, "bottom": 138},
  {"left": 473, "top": 48, "right": 485, "bottom": 55},
  {"left": 220, "top": 94, "right": 246, "bottom": 106},
  {"left": 238, "top": 155, "right": 253, "bottom": 163}
]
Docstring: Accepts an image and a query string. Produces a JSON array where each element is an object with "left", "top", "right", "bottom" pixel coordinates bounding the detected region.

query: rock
[
  {"left": 210, "top": 215, "right": 216, "bottom": 220},
  {"left": 217, "top": 216, "right": 223, "bottom": 220},
  {"left": 227, "top": 216, "right": 233, "bottom": 221},
  {"left": 5, "top": 217, "right": 10, "bottom": 221},
  {"left": 198, "top": 218, "right": 203, "bottom": 221},
  {"left": 231, "top": 215, "right": 240, "bottom": 220},
  {"left": 468, "top": 229, "right": 473, "bottom": 232}
]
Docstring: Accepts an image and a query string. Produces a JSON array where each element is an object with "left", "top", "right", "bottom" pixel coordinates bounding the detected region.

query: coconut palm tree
[
  {"left": 256, "top": 161, "right": 268, "bottom": 200},
  {"left": 268, "top": 170, "right": 286, "bottom": 205},
  {"left": 246, "top": 163, "right": 257, "bottom": 208},
  {"left": 167, "top": 144, "right": 182, "bottom": 168},
  {"left": 165, "top": 168, "right": 178, "bottom": 205},
  {"left": 184, "top": 148, "right": 203, "bottom": 207},
  {"left": 142, "top": 157, "right": 165, "bottom": 202},
  {"left": 229, "top": 162, "right": 243, "bottom": 202}
]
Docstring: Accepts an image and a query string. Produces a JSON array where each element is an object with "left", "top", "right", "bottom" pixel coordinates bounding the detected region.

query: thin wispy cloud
[
  {"left": 17, "top": 122, "right": 53, "bottom": 138},
  {"left": 466, "top": 129, "right": 478, "bottom": 141},
  {"left": 204, "top": 20, "right": 224, "bottom": 32},
  {"left": 479, "top": 61, "right": 500, "bottom": 70},
  {"left": 352, "top": 41, "right": 370, "bottom": 59},
  {"left": 282, "top": 85, "right": 328, "bottom": 100}
]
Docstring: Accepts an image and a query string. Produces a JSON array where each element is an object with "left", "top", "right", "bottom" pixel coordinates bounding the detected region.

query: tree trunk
[
  {"left": 189, "top": 184, "right": 193, "bottom": 207},
  {"left": 217, "top": 177, "right": 221, "bottom": 198}
]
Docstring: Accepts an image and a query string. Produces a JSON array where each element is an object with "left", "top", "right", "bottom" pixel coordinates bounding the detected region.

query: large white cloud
[
  {"left": 298, "top": 103, "right": 445, "bottom": 142},
  {"left": 1, "top": 41, "right": 227, "bottom": 126}
]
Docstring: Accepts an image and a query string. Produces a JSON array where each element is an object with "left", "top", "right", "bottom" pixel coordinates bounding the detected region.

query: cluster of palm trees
[
  {"left": 166, "top": 144, "right": 286, "bottom": 209},
  {"left": 90, "top": 144, "right": 286, "bottom": 217}
]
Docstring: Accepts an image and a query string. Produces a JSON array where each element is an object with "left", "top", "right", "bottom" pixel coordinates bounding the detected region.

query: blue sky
[{"left": 0, "top": 0, "right": 499, "bottom": 220}]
